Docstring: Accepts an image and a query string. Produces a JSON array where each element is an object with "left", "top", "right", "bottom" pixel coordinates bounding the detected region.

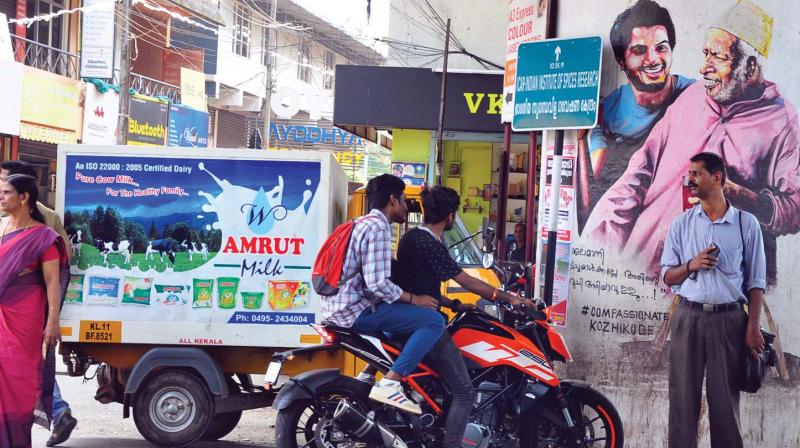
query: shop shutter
[{"left": 215, "top": 109, "right": 248, "bottom": 148}]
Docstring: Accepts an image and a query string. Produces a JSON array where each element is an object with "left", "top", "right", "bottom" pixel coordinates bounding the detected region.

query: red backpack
[{"left": 312, "top": 215, "right": 378, "bottom": 296}]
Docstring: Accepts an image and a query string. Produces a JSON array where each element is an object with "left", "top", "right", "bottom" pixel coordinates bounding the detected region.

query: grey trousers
[{"left": 668, "top": 302, "right": 747, "bottom": 448}]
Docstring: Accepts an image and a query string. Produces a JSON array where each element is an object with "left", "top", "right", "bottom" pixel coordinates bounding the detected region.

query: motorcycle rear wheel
[
  {"left": 521, "top": 386, "right": 623, "bottom": 448},
  {"left": 275, "top": 387, "right": 379, "bottom": 448}
]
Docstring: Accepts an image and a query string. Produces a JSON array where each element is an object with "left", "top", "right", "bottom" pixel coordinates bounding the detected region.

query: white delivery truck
[{"left": 55, "top": 145, "right": 348, "bottom": 446}]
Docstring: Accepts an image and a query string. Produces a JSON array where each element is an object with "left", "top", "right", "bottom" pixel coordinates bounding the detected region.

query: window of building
[
  {"left": 297, "top": 39, "right": 310, "bottom": 82},
  {"left": 323, "top": 50, "right": 334, "bottom": 90},
  {"left": 232, "top": 3, "right": 251, "bottom": 58},
  {"left": 27, "top": 0, "right": 67, "bottom": 50}
]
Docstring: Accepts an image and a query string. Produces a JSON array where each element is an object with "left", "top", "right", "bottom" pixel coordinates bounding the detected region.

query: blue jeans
[
  {"left": 353, "top": 301, "right": 445, "bottom": 376},
  {"left": 52, "top": 380, "right": 70, "bottom": 426}
]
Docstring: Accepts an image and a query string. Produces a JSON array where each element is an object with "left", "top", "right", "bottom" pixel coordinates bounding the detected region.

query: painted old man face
[
  {"left": 700, "top": 28, "right": 749, "bottom": 105},
  {"left": 622, "top": 25, "right": 673, "bottom": 92}
]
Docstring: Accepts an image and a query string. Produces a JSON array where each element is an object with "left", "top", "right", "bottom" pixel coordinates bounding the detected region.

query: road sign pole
[
  {"left": 542, "top": 129, "right": 564, "bottom": 306},
  {"left": 496, "top": 123, "right": 511, "bottom": 259}
]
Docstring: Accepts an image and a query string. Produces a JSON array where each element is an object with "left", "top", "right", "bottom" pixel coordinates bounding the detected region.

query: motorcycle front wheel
[
  {"left": 275, "top": 386, "right": 378, "bottom": 448},
  {"left": 520, "top": 386, "right": 624, "bottom": 448}
]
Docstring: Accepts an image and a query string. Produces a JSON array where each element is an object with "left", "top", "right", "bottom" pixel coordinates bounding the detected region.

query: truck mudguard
[
  {"left": 125, "top": 347, "right": 228, "bottom": 396},
  {"left": 273, "top": 369, "right": 369, "bottom": 410}
]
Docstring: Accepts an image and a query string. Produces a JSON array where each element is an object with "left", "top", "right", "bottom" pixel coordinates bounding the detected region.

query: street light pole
[
  {"left": 435, "top": 18, "right": 451, "bottom": 185},
  {"left": 262, "top": 0, "right": 278, "bottom": 149},
  {"left": 116, "top": 0, "right": 132, "bottom": 145}
]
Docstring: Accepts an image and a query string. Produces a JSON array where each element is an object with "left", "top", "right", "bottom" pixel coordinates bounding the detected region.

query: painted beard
[
  {"left": 706, "top": 59, "right": 749, "bottom": 105},
  {"left": 626, "top": 63, "right": 669, "bottom": 93}
]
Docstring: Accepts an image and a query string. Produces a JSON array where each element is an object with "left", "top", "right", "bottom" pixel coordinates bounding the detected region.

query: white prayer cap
[{"left": 711, "top": 0, "right": 773, "bottom": 57}]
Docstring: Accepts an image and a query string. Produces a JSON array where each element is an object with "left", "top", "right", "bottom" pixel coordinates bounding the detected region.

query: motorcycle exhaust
[{"left": 333, "top": 399, "right": 408, "bottom": 448}]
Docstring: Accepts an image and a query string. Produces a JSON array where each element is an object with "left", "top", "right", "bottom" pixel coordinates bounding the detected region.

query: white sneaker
[
  {"left": 356, "top": 372, "right": 376, "bottom": 385},
  {"left": 368, "top": 379, "right": 422, "bottom": 414}
]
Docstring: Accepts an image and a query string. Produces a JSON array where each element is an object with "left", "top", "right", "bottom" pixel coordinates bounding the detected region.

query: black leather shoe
[{"left": 46, "top": 409, "right": 77, "bottom": 447}]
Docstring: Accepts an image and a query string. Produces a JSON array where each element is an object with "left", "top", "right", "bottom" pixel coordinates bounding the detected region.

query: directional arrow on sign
[{"left": 555, "top": 46, "right": 561, "bottom": 61}]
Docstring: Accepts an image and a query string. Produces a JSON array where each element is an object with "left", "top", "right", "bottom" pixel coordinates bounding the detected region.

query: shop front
[
  {"left": 16, "top": 65, "right": 83, "bottom": 206},
  {"left": 334, "top": 65, "right": 539, "bottom": 256}
]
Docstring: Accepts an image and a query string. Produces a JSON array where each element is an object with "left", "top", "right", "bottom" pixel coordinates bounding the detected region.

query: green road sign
[{"left": 512, "top": 36, "right": 602, "bottom": 131}]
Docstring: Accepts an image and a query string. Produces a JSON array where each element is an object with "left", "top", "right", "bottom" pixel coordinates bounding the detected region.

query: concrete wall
[
  {"left": 388, "top": 0, "right": 507, "bottom": 70},
  {"left": 539, "top": 1, "right": 800, "bottom": 446}
]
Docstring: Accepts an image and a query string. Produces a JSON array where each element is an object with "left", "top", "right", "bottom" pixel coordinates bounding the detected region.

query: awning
[{"left": 333, "top": 65, "right": 505, "bottom": 134}]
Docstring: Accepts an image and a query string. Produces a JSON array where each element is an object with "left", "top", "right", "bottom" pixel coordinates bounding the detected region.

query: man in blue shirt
[
  {"left": 589, "top": 0, "right": 694, "bottom": 206},
  {"left": 661, "top": 152, "right": 766, "bottom": 448}
]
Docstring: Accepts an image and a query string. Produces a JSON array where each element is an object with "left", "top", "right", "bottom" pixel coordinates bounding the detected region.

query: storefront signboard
[
  {"left": 168, "top": 104, "right": 209, "bottom": 147},
  {"left": 179, "top": 67, "right": 208, "bottom": 112},
  {"left": 501, "top": 0, "right": 550, "bottom": 123},
  {"left": 80, "top": 0, "right": 115, "bottom": 79},
  {"left": 82, "top": 84, "right": 119, "bottom": 144},
  {"left": 0, "top": 59, "right": 22, "bottom": 135},
  {"left": 20, "top": 66, "right": 82, "bottom": 144},
  {"left": 128, "top": 96, "right": 168, "bottom": 146},
  {"left": 0, "top": 13, "right": 13, "bottom": 61}
]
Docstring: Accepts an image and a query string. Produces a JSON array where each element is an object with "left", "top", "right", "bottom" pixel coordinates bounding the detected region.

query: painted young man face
[{"left": 622, "top": 25, "right": 673, "bottom": 93}]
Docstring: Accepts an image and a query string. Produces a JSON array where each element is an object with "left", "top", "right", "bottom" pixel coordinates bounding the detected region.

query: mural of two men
[{"left": 581, "top": 0, "right": 800, "bottom": 285}]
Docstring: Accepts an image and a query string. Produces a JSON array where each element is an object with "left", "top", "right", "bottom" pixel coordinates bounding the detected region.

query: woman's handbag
[{"left": 741, "top": 328, "right": 776, "bottom": 393}]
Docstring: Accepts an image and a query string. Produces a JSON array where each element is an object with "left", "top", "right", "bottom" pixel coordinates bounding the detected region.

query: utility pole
[
  {"left": 435, "top": 18, "right": 451, "bottom": 185},
  {"left": 116, "top": 0, "right": 132, "bottom": 145},
  {"left": 262, "top": 0, "right": 278, "bottom": 149}
]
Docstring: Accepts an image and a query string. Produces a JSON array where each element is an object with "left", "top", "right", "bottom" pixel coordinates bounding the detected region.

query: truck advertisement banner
[{"left": 57, "top": 146, "right": 345, "bottom": 348}]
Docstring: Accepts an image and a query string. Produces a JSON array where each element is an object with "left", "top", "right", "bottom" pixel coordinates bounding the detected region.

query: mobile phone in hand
[{"left": 709, "top": 243, "right": 720, "bottom": 258}]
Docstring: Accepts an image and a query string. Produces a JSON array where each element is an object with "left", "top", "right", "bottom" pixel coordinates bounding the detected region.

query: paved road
[{"left": 35, "top": 365, "right": 277, "bottom": 447}]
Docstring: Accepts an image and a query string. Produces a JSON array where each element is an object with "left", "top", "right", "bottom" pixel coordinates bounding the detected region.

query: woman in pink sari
[{"left": 0, "top": 174, "right": 68, "bottom": 448}]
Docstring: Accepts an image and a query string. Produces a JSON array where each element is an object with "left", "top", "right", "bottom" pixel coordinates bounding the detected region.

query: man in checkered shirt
[{"left": 321, "top": 174, "right": 442, "bottom": 415}]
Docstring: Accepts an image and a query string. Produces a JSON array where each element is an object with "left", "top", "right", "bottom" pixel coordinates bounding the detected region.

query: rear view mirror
[
  {"left": 481, "top": 219, "right": 495, "bottom": 254},
  {"left": 482, "top": 253, "right": 494, "bottom": 269}
]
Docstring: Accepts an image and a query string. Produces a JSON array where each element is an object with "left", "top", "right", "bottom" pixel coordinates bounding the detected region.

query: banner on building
[
  {"left": 20, "top": 66, "right": 82, "bottom": 144},
  {"left": 82, "top": 84, "right": 119, "bottom": 145},
  {"left": 180, "top": 67, "right": 207, "bottom": 112},
  {"left": 501, "top": 0, "right": 551, "bottom": 123},
  {"left": 128, "top": 96, "right": 168, "bottom": 146},
  {"left": 0, "top": 13, "right": 13, "bottom": 62},
  {"left": 79, "top": 0, "right": 115, "bottom": 79},
  {"left": 0, "top": 59, "right": 22, "bottom": 135},
  {"left": 168, "top": 104, "right": 209, "bottom": 147}
]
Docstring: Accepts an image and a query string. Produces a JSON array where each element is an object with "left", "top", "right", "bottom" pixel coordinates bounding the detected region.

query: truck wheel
[
  {"left": 133, "top": 370, "right": 214, "bottom": 447},
  {"left": 201, "top": 376, "right": 243, "bottom": 441}
]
